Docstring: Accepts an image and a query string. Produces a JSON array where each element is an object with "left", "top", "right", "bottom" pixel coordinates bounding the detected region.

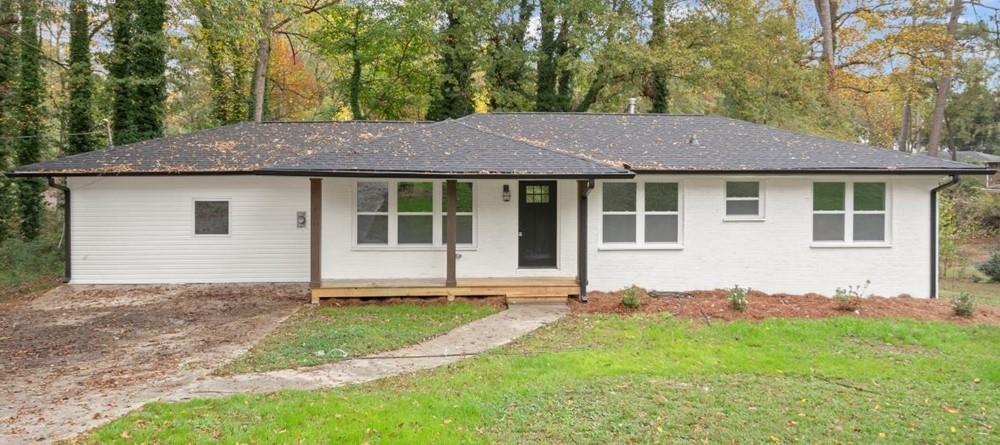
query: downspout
[
  {"left": 929, "top": 174, "right": 960, "bottom": 299},
  {"left": 577, "top": 179, "right": 595, "bottom": 302},
  {"left": 47, "top": 177, "right": 71, "bottom": 283}
]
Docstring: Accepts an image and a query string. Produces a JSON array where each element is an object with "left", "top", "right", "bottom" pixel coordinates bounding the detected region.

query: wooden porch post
[
  {"left": 445, "top": 179, "right": 457, "bottom": 287},
  {"left": 310, "top": 178, "right": 322, "bottom": 292},
  {"left": 577, "top": 179, "right": 593, "bottom": 302}
]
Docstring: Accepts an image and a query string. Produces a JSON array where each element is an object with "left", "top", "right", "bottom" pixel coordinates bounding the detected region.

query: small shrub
[
  {"left": 725, "top": 285, "right": 750, "bottom": 312},
  {"left": 622, "top": 286, "right": 641, "bottom": 309},
  {"left": 833, "top": 280, "right": 869, "bottom": 311},
  {"left": 951, "top": 292, "right": 976, "bottom": 317},
  {"left": 976, "top": 252, "right": 1000, "bottom": 282}
]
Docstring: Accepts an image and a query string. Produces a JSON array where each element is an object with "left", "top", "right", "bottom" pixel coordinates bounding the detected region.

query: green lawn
[
  {"left": 214, "top": 303, "right": 498, "bottom": 376},
  {"left": 88, "top": 314, "right": 1000, "bottom": 444}
]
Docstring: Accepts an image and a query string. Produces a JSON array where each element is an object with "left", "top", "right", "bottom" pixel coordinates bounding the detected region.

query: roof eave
[
  {"left": 256, "top": 168, "right": 634, "bottom": 179},
  {"left": 628, "top": 168, "right": 994, "bottom": 176}
]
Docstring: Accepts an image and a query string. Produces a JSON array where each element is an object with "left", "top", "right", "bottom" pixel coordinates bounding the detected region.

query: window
[
  {"left": 725, "top": 181, "right": 762, "bottom": 218},
  {"left": 524, "top": 185, "right": 550, "bottom": 204},
  {"left": 441, "top": 182, "right": 474, "bottom": 244},
  {"left": 357, "top": 182, "right": 389, "bottom": 244},
  {"left": 194, "top": 200, "right": 229, "bottom": 235},
  {"left": 601, "top": 181, "right": 680, "bottom": 246},
  {"left": 397, "top": 182, "right": 433, "bottom": 244},
  {"left": 355, "top": 180, "right": 474, "bottom": 247},
  {"left": 812, "top": 182, "right": 887, "bottom": 243}
]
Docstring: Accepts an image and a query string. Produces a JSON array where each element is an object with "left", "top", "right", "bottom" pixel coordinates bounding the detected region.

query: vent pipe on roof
[{"left": 626, "top": 97, "right": 637, "bottom": 114}]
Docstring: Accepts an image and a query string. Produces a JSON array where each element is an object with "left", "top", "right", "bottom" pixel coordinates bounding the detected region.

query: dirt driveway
[{"left": 0, "top": 284, "right": 306, "bottom": 444}]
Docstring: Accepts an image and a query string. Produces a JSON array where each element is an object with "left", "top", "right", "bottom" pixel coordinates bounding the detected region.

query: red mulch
[{"left": 571, "top": 289, "right": 1000, "bottom": 325}]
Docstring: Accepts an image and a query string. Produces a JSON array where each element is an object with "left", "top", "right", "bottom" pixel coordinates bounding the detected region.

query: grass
[
  {"left": 941, "top": 278, "right": 1000, "bottom": 308},
  {"left": 87, "top": 314, "right": 1000, "bottom": 444},
  {"left": 213, "top": 303, "right": 498, "bottom": 376}
]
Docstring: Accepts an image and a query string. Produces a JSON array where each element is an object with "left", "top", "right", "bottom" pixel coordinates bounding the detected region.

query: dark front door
[{"left": 519, "top": 181, "right": 558, "bottom": 268}]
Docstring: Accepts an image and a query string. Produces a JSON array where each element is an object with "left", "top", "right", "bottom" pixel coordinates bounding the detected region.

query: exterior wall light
[{"left": 502, "top": 184, "right": 511, "bottom": 202}]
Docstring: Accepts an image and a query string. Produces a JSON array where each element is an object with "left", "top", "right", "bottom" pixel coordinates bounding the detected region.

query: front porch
[{"left": 311, "top": 277, "right": 580, "bottom": 304}]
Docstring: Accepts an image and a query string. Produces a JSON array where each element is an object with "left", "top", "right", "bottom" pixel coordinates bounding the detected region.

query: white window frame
[
  {"left": 191, "top": 198, "right": 231, "bottom": 237},
  {"left": 811, "top": 180, "right": 891, "bottom": 248},
  {"left": 599, "top": 179, "right": 683, "bottom": 250},
  {"left": 723, "top": 180, "right": 765, "bottom": 221},
  {"left": 352, "top": 180, "right": 477, "bottom": 250}
]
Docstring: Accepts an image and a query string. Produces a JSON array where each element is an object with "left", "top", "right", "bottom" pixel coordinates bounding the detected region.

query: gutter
[
  {"left": 929, "top": 174, "right": 960, "bottom": 299},
  {"left": 47, "top": 177, "right": 71, "bottom": 283}
]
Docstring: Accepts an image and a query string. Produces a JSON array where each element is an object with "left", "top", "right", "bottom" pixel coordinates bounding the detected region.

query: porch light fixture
[{"left": 502, "top": 184, "right": 511, "bottom": 202}]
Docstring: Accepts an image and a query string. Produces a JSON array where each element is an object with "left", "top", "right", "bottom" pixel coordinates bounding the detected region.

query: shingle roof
[
  {"left": 9, "top": 113, "right": 989, "bottom": 177},
  {"left": 463, "top": 113, "right": 986, "bottom": 173},
  {"left": 10, "top": 121, "right": 426, "bottom": 176},
  {"left": 262, "top": 120, "right": 630, "bottom": 177}
]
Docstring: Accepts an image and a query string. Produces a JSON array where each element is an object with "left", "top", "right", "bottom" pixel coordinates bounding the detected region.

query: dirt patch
[
  {"left": 572, "top": 289, "right": 1000, "bottom": 325},
  {"left": 0, "top": 283, "right": 307, "bottom": 444},
  {"left": 320, "top": 295, "right": 508, "bottom": 310}
]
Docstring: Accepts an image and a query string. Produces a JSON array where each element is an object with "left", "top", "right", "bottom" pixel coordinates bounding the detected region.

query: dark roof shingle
[{"left": 262, "top": 120, "right": 629, "bottom": 177}]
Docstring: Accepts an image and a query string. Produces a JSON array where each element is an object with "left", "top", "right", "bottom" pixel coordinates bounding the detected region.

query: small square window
[
  {"left": 725, "top": 181, "right": 761, "bottom": 218},
  {"left": 195, "top": 201, "right": 229, "bottom": 235},
  {"left": 525, "top": 185, "right": 550, "bottom": 204}
]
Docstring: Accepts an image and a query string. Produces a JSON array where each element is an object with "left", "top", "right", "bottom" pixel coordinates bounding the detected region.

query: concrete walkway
[{"left": 164, "top": 304, "right": 567, "bottom": 401}]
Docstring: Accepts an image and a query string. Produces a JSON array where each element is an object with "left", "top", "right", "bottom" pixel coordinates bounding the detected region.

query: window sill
[
  {"left": 722, "top": 216, "right": 765, "bottom": 222},
  {"left": 598, "top": 244, "right": 684, "bottom": 251},
  {"left": 351, "top": 245, "right": 478, "bottom": 252},
  {"left": 810, "top": 242, "right": 891, "bottom": 249}
]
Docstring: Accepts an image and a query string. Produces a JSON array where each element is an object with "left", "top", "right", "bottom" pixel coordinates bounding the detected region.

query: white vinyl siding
[{"left": 67, "top": 176, "right": 310, "bottom": 284}]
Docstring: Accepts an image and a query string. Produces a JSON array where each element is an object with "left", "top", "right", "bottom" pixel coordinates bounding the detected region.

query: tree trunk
[
  {"left": 897, "top": 97, "right": 912, "bottom": 152},
  {"left": 536, "top": 0, "right": 557, "bottom": 111},
  {"left": 648, "top": 0, "right": 669, "bottom": 113},
  {"left": 927, "top": 0, "right": 963, "bottom": 157},
  {"left": 816, "top": 0, "right": 835, "bottom": 92},
  {"left": 252, "top": 2, "right": 272, "bottom": 123}
]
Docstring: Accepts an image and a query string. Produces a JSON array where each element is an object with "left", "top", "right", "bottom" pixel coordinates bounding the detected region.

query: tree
[
  {"left": 131, "top": 0, "right": 167, "bottom": 141},
  {"left": 109, "top": 0, "right": 134, "bottom": 144},
  {"left": 815, "top": 0, "right": 835, "bottom": 92},
  {"left": 67, "top": 0, "right": 96, "bottom": 154},
  {"left": 647, "top": 0, "right": 669, "bottom": 113},
  {"left": 485, "top": 0, "right": 534, "bottom": 111},
  {"left": 0, "top": 0, "right": 17, "bottom": 242},
  {"left": 926, "top": 0, "right": 963, "bottom": 156},
  {"left": 426, "top": 1, "right": 475, "bottom": 120},
  {"left": 944, "top": 60, "right": 999, "bottom": 153},
  {"left": 16, "top": 0, "right": 44, "bottom": 239}
]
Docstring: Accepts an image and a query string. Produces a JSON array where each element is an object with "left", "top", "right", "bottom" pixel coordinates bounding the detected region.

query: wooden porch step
[
  {"left": 506, "top": 296, "right": 569, "bottom": 305},
  {"left": 311, "top": 277, "right": 578, "bottom": 303}
]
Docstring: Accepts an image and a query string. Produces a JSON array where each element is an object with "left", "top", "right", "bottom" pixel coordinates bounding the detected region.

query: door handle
[{"left": 518, "top": 231, "right": 523, "bottom": 237}]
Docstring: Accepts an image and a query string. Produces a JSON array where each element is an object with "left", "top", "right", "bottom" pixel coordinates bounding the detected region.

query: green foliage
[
  {"left": 0, "top": 0, "right": 18, "bottom": 242},
  {"left": 109, "top": 0, "right": 166, "bottom": 145},
  {"left": 725, "top": 285, "right": 750, "bottom": 311},
  {"left": 85, "top": 316, "right": 1000, "bottom": 443},
  {"left": 67, "top": 0, "right": 97, "bottom": 154},
  {"left": 426, "top": 1, "right": 476, "bottom": 121},
  {"left": 621, "top": 286, "right": 641, "bottom": 309},
  {"left": 484, "top": 0, "right": 533, "bottom": 111},
  {"left": 215, "top": 303, "right": 497, "bottom": 375},
  {"left": 189, "top": 0, "right": 253, "bottom": 125},
  {"left": 0, "top": 208, "right": 64, "bottom": 302},
  {"left": 15, "top": 0, "right": 44, "bottom": 239},
  {"left": 976, "top": 251, "right": 1000, "bottom": 282},
  {"left": 944, "top": 60, "right": 999, "bottom": 153},
  {"left": 950, "top": 292, "right": 975, "bottom": 317},
  {"left": 938, "top": 193, "right": 961, "bottom": 276}
]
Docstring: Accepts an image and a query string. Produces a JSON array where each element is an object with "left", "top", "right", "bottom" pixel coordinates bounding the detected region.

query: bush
[
  {"left": 951, "top": 292, "right": 976, "bottom": 317},
  {"left": 622, "top": 286, "right": 641, "bottom": 309},
  {"left": 725, "top": 285, "right": 750, "bottom": 312},
  {"left": 0, "top": 209, "right": 65, "bottom": 302},
  {"left": 976, "top": 252, "right": 1000, "bottom": 282},
  {"left": 833, "top": 280, "right": 869, "bottom": 311}
]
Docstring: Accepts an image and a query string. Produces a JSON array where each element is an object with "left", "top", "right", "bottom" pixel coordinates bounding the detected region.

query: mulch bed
[{"left": 571, "top": 289, "right": 1000, "bottom": 325}]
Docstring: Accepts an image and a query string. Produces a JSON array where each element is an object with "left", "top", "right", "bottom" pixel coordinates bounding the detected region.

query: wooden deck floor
[{"left": 311, "top": 277, "right": 579, "bottom": 304}]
